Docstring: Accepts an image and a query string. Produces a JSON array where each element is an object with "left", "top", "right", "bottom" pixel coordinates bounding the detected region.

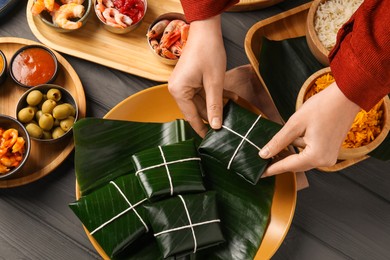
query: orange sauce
[{"left": 11, "top": 48, "right": 56, "bottom": 87}]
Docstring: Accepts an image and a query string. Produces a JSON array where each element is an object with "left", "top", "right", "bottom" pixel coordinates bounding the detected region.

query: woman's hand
[
  {"left": 168, "top": 15, "right": 226, "bottom": 138},
  {"left": 260, "top": 82, "right": 361, "bottom": 176}
]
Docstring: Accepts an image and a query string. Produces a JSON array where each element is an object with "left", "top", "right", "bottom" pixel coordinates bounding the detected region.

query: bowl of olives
[{"left": 16, "top": 84, "right": 78, "bottom": 142}]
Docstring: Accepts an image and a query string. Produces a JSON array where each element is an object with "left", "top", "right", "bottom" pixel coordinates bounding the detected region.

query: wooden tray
[
  {"left": 244, "top": 2, "right": 367, "bottom": 172},
  {"left": 76, "top": 84, "right": 297, "bottom": 260},
  {"left": 26, "top": 0, "right": 286, "bottom": 82},
  {"left": 229, "top": 0, "right": 284, "bottom": 11},
  {"left": 26, "top": 0, "right": 184, "bottom": 82},
  {"left": 0, "top": 37, "right": 86, "bottom": 188}
]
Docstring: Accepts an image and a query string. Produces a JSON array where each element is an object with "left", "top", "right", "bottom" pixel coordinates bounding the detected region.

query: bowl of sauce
[
  {"left": 9, "top": 45, "right": 58, "bottom": 88},
  {"left": 0, "top": 50, "right": 7, "bottom": 85}
]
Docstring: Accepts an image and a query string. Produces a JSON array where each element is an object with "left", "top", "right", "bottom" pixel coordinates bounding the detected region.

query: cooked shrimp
[
  {"left": 60, "top": 0, "right": 85, "bottom": 4},
  {"left": 103, "top": 0, "right": 114, "bottom": 8},
  {"left": 102, "top": 8, "right": 124, "bottom": 27},
  {"left": 161, "top": 48, "right": 178, "bottom": 60},
  {"left": 115, "top": 13, "right": 133, "bottom": 27},
  {"left": 180, "top": 24, "right": 190, "bottom": 47},
  {"left": 102, "top": 7, "right": 118, "bottom": 24},
  {"left": 12, "top": 137, "right": 25, "bottom": 154},
  {"left": 150, "top": 39, "right": 160, "bottom": 54},
  {"left": 31, "top": 0, "right": 46, "bottom": 15},
  {"left": 53, "top": 3, "right": 85, "bottom": 29},
  {"left": 95, "top": 1, "right": 106, "bottom": 22},
  {"left": 0, "top": 155, "right": 19, "bottom": 168},
  {"left": 170, "top": 41, "right": 182, "bottom": 57},
  {"left": 0, "top": 163, "right": 9, "bottom": 174},
  {"left": 44, "top": 0, "right": 55, "bottom": 12},
  {"left": 1, "top": 129, "right": 18, "bottom": 149},
  {"left": 160, "top": 20, "right": 186, "bottom": 48},
  {"left": 147, "top": 19, "right": 170, "bottom": 39}
]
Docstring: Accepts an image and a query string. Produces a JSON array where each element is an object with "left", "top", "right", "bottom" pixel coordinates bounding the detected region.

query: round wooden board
[
  {"left": 0, "top": 37, "right": 86, "bottom": 188},
  {"left": 76, "top": 84, "right": 297, "bottom": 260}
]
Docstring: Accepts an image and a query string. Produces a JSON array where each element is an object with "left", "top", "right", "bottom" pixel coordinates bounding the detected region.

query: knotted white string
[
  {"left": 90, "top": 181, "right": 148, "bottom": 235},
  {"left": 134, "top": 148, "right": 201, "bottom": 195},
  {"left": 158, "top": 146, "right": 174, "bottom": 195},
  {"left": 153, "top": 195, "right": 221, "bottom": 254},
  {"left": 222, "top": 115, "right": 262, "bottom": 169}
]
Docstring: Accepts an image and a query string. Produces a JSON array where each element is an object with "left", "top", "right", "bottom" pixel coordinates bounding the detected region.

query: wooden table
[{"left": 1, "top": 0, "right": 389, "bottom": 259}]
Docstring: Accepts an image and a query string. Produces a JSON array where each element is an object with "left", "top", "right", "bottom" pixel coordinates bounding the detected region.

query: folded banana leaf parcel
[
  {"left": 131, "top": 139, "right": 206, "bottom": 201},
  {"left": 144, "top": 192, "right": 225, "bottom": 258},
  {"left": 199, "top": 100, "right": 282, "bottom": 184},
  {"left": 70, "top": 108, "right": 277, "bottom": 259},
  {"left": 69, "top": 174, "right": 150, "bottom": 258}
]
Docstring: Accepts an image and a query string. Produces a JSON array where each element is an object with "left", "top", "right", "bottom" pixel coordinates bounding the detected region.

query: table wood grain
[{"left": 1, "top": 0, "right": 389, "bottom": 259}]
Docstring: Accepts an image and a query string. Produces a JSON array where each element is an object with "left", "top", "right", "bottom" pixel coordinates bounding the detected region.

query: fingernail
[
  {"left": 259, "top": 146, "right": 270, "bottom": 158},
  {"left": 211, "top": 117, "right": 221, "bottom": 129}
]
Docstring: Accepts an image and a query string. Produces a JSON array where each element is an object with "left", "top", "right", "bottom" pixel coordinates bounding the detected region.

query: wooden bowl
[
  {"left": 305, "top": 0, "right": 330, "bottom": 66},
  {"left": 297, "top": 67, "right": 390, "bottom": 160},
  {"left": 16, "top": 84, "right": 79, "bottom": 143},
  {"left": 9, "top": 44, "right": 59, "bottom": 88},
  {"left": 38, "top": 0, "right": 92, "bottom": 33},
  {"left": 0, "top": 114, "right": 31, "bottom": 180},
  {"left": 94, "top": 0, "right": 147, "bottom": 34},
  {"left": 147, "top": 12, "right": 187, "bottom": 66}
]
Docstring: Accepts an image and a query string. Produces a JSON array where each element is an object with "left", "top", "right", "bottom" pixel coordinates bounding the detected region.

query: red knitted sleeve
[
  {"left": 329, "top": 0, "right": 390, "bottom": 111},
  {"left": 180, "top": 0, "right": 239, "bottom": 23}
]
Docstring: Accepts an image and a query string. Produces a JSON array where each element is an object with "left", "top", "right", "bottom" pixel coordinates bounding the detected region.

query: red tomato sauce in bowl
[{"left": 10, "top": 45, "right": 58, "bottom": 88}]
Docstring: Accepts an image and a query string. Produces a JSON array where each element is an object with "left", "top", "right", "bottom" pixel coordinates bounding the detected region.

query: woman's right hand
[{"left": 168, "top": 15, "right": 227, "bottom": 138}]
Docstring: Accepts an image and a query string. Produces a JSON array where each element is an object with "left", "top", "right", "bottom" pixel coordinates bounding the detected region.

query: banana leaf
[
  {"left": 199, "top": 100, "right": 282, "bottom": 184},
  {"left": 144, "top": 192, "right": 225, "bottom": 258},
  {"left": 71, "top": 117, "right": 275, "bottom": 259},
  {"left": 69, "top": 174, "right": 150, "bottom": 258},
  {"left": 74, "top": 118, "right": 194, "bottom": 195},
  {"left": 131, "top": 139, "right": 206, "bottom": 201},
  {"left": 259, "top": 36, "right": 390, "bottom": 160},
  {"left": 196, "top": 155, "right": 275, "bottom": 260}
]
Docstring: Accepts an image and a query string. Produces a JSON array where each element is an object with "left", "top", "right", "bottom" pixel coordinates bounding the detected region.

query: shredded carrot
[{"left": 304, "top": 73, "right": 384, "bottom": 148}]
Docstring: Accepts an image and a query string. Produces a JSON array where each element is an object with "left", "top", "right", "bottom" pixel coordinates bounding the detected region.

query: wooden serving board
[
  {"left": 0, "top": 37, "right": 86, "bottom": 188},
  {"left": 26, "top": 0, "right": 285, "bottom": 82},
  {"left": 244, "top": 2, "right": 367, "bottom": 172},
  {"left": 26, "top": 0, "right": 184, "bottom": 82},
  {"left": 228, "top": 0, "right": 284, "bottom": 12}
]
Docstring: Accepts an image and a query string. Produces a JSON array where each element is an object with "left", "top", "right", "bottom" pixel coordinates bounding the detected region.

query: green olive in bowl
[{"left": 16, "top": 84, "right": 78, "bottom": 142}]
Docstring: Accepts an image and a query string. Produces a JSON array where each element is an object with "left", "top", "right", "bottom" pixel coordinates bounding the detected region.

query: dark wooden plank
[
  {"left": 285, "top": 167, "right": 390, "bottom": 259},
  {"left": 341, "top": 158, "right": 390, "bottom": 201},
  {"left": 0, "top": 160, "right": 100, "bottom": 259},
  {"left": 1, "top": 1, "right": 390, "bottom": 260},
  {"left": 272, "top": 225, "right": 350, "bottom": 260}
]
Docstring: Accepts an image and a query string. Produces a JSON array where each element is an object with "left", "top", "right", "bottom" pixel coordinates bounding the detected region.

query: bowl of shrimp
[
  {"left": 94, "top": 0, "right": 147, "bottom": 34},
  {"left": 0, "top": 114, "right": 31, "bottom": 180},
  {"left": 31, "top": 0, "right": 92, "bottom": 33},
  {"left": 147, "top": 12, "right": 190, "bottom": 65}
]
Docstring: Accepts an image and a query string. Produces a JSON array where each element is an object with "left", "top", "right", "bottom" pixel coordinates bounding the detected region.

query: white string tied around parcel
[
  {"left": 222, "top": 115, "right": 262, "bottom": 169},
  {"left": 153, "top": 195, "right": 221, "bottom": 253},
  {"left": 135, "top": 147, "right": 201, "bottom": 196},
  {"left": 90, "top": 181, "right": 149, "bottom": 235}
]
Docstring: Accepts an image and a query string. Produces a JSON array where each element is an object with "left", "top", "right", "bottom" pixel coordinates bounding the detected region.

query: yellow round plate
[{"left": 78, "top": 84, "right": 297, "bottom": 259}]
